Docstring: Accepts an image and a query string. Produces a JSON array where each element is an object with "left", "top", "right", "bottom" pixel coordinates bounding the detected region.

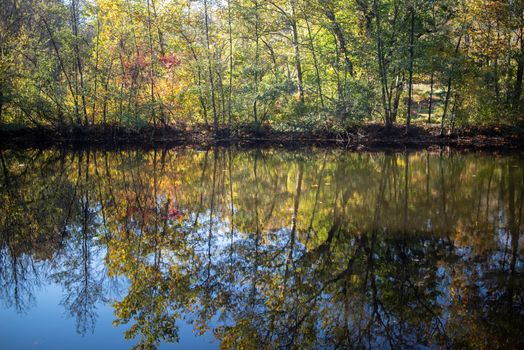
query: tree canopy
[{"left": 0, "top": 0, "right": 523, "bottom": 133}]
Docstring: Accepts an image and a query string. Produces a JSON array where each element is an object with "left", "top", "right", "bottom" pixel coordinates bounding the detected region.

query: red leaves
[
  {"left": 122, "top": 51, "right": 148, "bottom": 79},
  {"left": 158, "top": 53, "right": 180, "bottom": 69},
  {"left": 166, "top": 207, "right": 184, "bottom": 220},
  {"left": 122, "top": 50, "right": 180, "bottom": 80}
]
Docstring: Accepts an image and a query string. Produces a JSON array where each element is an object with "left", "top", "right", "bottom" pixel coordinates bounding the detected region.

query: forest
[
  {"left": 1, "top": 1, "right": 523, "bottom": 347},
  {"left": 0, "top": 0, "right": 523, "bottom": 138}
]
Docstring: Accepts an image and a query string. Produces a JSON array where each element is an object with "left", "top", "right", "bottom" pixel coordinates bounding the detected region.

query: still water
[{"left": 0, "top": 147, "right": 522, "bottom": 349}]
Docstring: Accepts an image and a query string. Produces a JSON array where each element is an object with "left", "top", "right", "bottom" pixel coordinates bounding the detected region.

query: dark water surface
[{"left": 0, "top": 147, "right": 523, "bottom": 349}]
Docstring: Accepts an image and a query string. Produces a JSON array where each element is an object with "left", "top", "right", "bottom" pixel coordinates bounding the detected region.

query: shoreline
[{"left": 1, "top": 124, "right": 523, "bottom": 152}]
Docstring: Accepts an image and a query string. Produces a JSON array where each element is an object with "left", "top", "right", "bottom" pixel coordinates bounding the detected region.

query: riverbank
[{"left": 1, "top": 123, "right": 523, "bottom": 151}]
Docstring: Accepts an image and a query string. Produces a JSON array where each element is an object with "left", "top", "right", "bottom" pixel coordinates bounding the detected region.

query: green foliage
[{"left": 0, "top": 0, "right": 523, "bottom": 131}]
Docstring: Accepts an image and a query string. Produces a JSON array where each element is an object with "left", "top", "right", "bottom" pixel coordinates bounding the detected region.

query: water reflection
[{"left": 0, "top": 148, "right": 523, "bottom": 349}]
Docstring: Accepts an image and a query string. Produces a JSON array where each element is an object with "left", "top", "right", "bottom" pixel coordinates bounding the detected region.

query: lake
[{"left": 0, "top": 147, "right": 522, "bottom": 349}]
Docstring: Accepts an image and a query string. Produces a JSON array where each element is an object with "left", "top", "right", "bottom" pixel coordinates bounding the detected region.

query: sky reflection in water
[{"left": 0, "top": 148, "right": 522, "bottom": 349}]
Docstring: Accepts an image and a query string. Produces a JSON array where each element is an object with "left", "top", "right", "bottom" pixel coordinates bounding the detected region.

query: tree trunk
[
  {"left": 92, "top": 14, "right": 100, "bottom": 126},
  {"left": 204, "top": 0, "right": 218, "bottom": 131},
  {"left": 150, "top": 0, "right": 167, "bottom": 124},
  {"left": 102, "top": 58, "right": 113, "bottom": 128},
  {"left": 450, "top": 94, "right": 459, "bottom": 135},
  {"left": 181, "top": 32, "right": 208, "bottom": 126},
  {"left": 146, "top": 0, "right": 156, "bottom": 127},
  {"left": 440, "top": 32, "right": 464, "bottom": 136},
  {"left": 71, "top": 0, "right": 88, "bottom": 127},
  {"left": 290, "top": 14, "right": 304, "bottom": 105},
  {"left": 406, "top": 7, "right": 415, "bottom": 130},
  {"left": 373, "top": 0, "right": 391, "bottom": 128},
  {"left": 440, "top": 76, "right": 453, "bottom": 136},
  {"left": 304, "top": 12, "right": 325, "bottom": 109},
  {"left": 150, "top": 0, "right": 165, "bottom": 55},
  {"left": 513, "top": 28, "right": 523, "bottom": 106},
  {"left": 428, "top": 72, "right": 434, "bottom": 123},
  {"left": 291, "top": 19, "right": 304, "bottom": 105},
  {"left": 41, "top": 15, "right": 78, "bottom": 126},
  {"left": 323, "top": 4, "right": 354, "bottom": 77},
  {"left": 391, "top": 73, "right": 404, "bottom": 123},
  {"left": 254, "top": 0, "right": 260, "bottom": 122},
  {"left": 227, "top": 0, "right": 233, "bottom": 127}
]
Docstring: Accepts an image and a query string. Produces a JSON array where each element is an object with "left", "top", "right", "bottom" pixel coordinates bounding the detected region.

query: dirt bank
[{"left": 1, "top": 123, "right": 522, "bottom": 152}]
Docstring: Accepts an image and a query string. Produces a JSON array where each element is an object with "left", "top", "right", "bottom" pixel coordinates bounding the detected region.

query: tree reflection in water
[{"left": 0, "top": 148, "right": 522, "bottom": 349}]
